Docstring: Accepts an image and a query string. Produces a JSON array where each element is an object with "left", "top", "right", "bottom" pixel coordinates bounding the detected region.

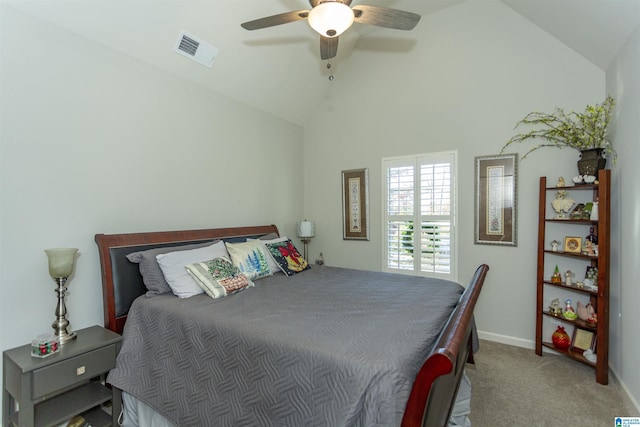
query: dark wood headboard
[{"left": 95, "top": 224, "right": 279, "bottom": 334}]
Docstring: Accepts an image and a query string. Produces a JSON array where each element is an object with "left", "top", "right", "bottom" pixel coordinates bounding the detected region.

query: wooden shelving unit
[{"left": 535, "top": 169, "right": 610, "bottom": 385}]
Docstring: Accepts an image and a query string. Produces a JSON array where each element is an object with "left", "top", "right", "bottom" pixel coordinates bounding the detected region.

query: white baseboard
[
  {"left": 477, "top": 330, "right": 534, "bottom": 349},
  {"left": 610, "top": 366, "right": 640, "bottom": 414},
  {"left": 477, "top": 330, "right": 640, "bottom": 415}
]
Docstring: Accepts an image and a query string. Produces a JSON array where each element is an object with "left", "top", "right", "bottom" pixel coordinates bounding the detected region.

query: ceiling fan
[{"left": 241, "top": 0, "right": 421, "bottom": 60}]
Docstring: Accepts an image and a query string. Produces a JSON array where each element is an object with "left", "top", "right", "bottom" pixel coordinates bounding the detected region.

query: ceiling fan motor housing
[{"left": 308, "top": 1, "right": 355, "bottom": 37}]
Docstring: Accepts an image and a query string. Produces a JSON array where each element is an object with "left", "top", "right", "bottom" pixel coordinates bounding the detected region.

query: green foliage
[
  {"left": 401, "top": 222, "right": 441, "bottom": 255},
  {"left": 501, "top": 96, "right": 616, "bottom": 161}
]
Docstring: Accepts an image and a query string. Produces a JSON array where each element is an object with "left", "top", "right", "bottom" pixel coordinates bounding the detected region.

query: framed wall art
[
  {"left": 564, "top": 236, "right": 582, "bottom": 253},
  {"left": 342, "top": 168, "right": 369, "bottom": 240},
  {"left": 571, "top": 328, "right": 596, "bottom": 353},
  {"left": 474, "top": 153, "right": 518, "bottom": 246}
]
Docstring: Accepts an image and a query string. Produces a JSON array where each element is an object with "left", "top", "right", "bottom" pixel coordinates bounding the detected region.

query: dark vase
[{"left": 577, "top": 148, "right": 607, "bottom": 176}]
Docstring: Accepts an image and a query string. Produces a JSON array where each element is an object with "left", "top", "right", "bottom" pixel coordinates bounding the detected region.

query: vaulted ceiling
[{"left": 5, "top": 0, "right": 640, "bottom": 125}]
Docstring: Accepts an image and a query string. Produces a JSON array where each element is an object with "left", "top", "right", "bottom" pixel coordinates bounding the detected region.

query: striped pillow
[{"left": 186, "top": 257, "right": 253, "bottom": 299}]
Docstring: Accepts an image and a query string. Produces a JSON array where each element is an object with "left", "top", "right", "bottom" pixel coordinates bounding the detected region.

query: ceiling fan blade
[
  {"left": 352, "top": 5, "right": 421, "bottom": 30},
  {"left": 320, "top": 36, "right": 339, "bottom": 60},
  {"left": 241, "top": 10, "right": 309, "bottom": 31}
]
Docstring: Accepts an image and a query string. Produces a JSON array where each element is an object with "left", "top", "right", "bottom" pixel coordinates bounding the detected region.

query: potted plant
[{"left": 501, "top": 96, "right": 616, "bottom": 175}]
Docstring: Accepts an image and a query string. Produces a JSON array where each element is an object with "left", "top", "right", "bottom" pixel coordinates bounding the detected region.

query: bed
[{"left": 95, "top": 224, "right": 488, "bottom": 427}]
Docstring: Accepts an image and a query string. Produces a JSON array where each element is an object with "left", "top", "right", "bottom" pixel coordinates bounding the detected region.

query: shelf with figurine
[
  {"left": 547, "top": 226, "right": 600, "bottom": 260},
  {"left": 541, "top": 341, "right": 596, "bottom": 367},
  {"left": 544, "top": 298, "right": 598, "bottom": 367},
  {"left": 545, "top": 298, "right": 598, "bottom": 331},
  {"left": 543, "top": 280, "right": 598, "bottom": 295},
  {"left": 547, "top": 175, "right": 600, "bottom": 190},
  {"left": 549, "top": 190, "right": 599, "bottom": 221},
  {"left": 548, "top": 265, "right": 599, "bottom": 292},
  {"left": 536, "top": 170, "right": 610, "bottom": 384},
  {"left": 544, "top": 250, "right": 597, "bottom": 260}
]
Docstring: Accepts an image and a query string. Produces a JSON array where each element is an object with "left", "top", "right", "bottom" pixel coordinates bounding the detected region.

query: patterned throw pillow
[
  {"left": 265, "top": 240, "right": 310, "bottom": 276},
  {"left": 225, "top": 240, "right": 272, "bottom": 280},
  {"left": 247, "top": 235, "right": 289, "bottom": 274},
  {"left": 186, "top": 257, "right": 253, "bottom": 299}
]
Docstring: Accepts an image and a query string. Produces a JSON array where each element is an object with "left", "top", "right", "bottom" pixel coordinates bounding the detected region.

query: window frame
[{"left": 381, "top": 150, "right": 458, "bottom": 281}]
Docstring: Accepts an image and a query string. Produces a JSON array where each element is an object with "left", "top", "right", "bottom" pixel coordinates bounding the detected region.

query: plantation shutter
[{"left": 383, "top": 151, "right": 457, "bottom": 281}]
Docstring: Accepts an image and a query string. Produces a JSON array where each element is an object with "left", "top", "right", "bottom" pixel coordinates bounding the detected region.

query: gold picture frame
[
  {"left": 342, "top": 168, "right": 369, "bottom": 240},
  {"left": 474, "top": 154, "right": 518, "bottom": 246},
  {"left": 571, "top": 328, "right": 595, "bottom": 353},
  {"left": 564, "top": 236, "right": 582, "bottom": 253}
]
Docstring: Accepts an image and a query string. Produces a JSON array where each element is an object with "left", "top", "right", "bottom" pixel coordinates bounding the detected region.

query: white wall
[
  {"left": 0, "top": 5, "right": 304, "bottom": 356},
  {"left": 303, "top": 0, "right": 604, "bottom": 346},
  {"left": 606, "top": 24, "right": 640, "bottom": 411},
  {"left": 2, "top": 0, "right": 637, "bottom": 416}
]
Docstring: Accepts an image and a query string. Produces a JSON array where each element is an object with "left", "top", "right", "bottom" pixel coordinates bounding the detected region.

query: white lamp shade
[
  {"left": 308, "top": 2, "right": 354, "bottom": 37},
  {"left": 297, "top": 221, "right": 315, "bottom": 238},
  {"left": 45, "top": 248, "right": 78, "bottom": 278}
]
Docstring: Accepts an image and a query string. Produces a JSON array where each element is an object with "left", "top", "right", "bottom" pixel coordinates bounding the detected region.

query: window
[{"left": 383, "top": 151, "right": 457, "bottom": 281}]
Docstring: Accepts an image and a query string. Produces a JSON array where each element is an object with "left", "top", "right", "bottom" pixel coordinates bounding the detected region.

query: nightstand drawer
[{"left": 32, "top": 344, "right": 117, "bottom": 399}]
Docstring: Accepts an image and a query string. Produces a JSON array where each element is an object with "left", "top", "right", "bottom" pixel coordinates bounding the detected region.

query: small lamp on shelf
[
  {"left": 297, "top": 220, "right": 315, "bottom": 260},
  {"left": 44, "top": 248, "right": 79, "bottom": 344}
]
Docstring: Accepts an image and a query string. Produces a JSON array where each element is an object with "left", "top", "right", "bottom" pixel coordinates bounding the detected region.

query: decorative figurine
[
  {"left": 551, "top": 190, "right": 575, "bottom": 219},
  {"left": 584, "top": 267, "right": 598, "bottom": 290},
  {"left": 549, "top": 298, "right": 562, "bottom": 316},
  {"left": 570, "top": 203, "right": 585, "bottom": 219},
  {"left": 577, "top": 301, "right": 598, "bottom": 324},
  {"left": 551, "top": 265, "right": 562, "bottom": 284},
  {"left": 551, "top": 240, "right": 559, "bottom": 252},
  {"left": 556, "top": 177, "right": 565, "bottom": 187},
  {"left": 584, "top": 202, "right": 593, "bottom": 219},
  {"left": 590, "top": 200, "right": 599, "bottom": 221},
  {"left": 565, "top": 270, "right": 573, "bottom": 287},
  {"left": 552, "top": 326, "right": 571, "bottom": 350},
  {"left": 563, "top": 299, "right": 577, "bottom": 320}
]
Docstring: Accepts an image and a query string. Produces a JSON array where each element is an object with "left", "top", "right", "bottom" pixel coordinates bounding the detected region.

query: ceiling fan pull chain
[{"left": 327, "top": 62, "right": 334, "bottom": 81}]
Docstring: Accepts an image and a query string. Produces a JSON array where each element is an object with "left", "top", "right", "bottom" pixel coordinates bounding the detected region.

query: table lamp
[
  {"left": 45, "top": 248, "right": 78, "bottom": 343},
  {"left": 297, "top": 220, "right": 315, "bottom": 260}
]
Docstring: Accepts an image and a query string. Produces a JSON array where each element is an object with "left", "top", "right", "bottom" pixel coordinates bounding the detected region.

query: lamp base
[
  {"left": 301, "top": 238, "right": 311, "bottom": 260},
  {"left": 52, "top": 277, "right": 77, "bottom": 344},
  {"left": 52, "top": 325, "right": 77, "bottom": 344}
]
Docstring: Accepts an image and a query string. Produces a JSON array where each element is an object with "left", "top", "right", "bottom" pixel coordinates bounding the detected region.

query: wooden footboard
[{"left": 401, "top": 264, "right": 489, "bottom": 427}]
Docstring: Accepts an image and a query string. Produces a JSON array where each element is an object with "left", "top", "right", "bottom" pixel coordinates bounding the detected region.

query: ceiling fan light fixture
[{"left": 308, "top": 2, "right": 354, "bottom": 37}]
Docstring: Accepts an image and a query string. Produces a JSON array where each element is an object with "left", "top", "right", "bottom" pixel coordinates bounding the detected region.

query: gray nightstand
[{"left": 3, "top": 325, "right": 122, "bottom": 427}]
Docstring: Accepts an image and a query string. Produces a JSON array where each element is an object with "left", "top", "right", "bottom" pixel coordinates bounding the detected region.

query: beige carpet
[{"left": 465, "top": 340, "right": 637, "bottom": 426}]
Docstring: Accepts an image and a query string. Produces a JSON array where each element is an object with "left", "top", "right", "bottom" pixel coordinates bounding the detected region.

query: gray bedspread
[{"left": 107, "top": 266, "right": 464, "bottom": 427}]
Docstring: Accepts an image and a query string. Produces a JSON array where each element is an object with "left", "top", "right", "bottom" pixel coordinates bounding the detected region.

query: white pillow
[
  {"left": 247, "top": 235, "right": 288, "bottom": 274},
  {"left": 156, "top": 241, "right": 229, "bottom": 298}
]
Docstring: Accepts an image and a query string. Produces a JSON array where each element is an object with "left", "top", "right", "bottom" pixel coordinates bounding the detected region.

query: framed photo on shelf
[
  {"left": 563, "top": 236, "right": 582, "bottom": 253},
  {"left": 342, "top": 168, "right": 369, "bottom": 241},
  {"left": 571, "top": 328, "right": 596, "bottom": 353},
  {"left": 474, "top": 153, "right": 518, "bottom": 246}
]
